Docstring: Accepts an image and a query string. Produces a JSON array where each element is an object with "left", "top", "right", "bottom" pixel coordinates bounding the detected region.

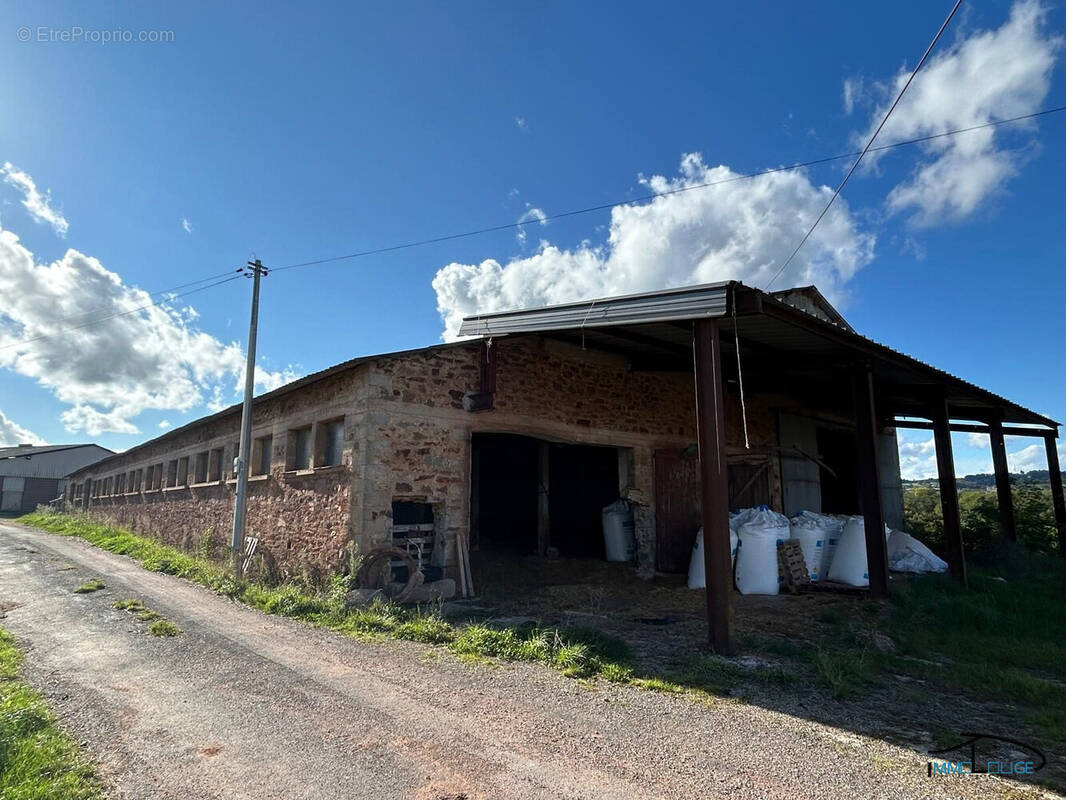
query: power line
[
  {"left": 0, "top": 274, "right": 244, "bottom": 352},
  {"left": 41, "top": 269, "right": 239, "bottom": 329},
  {"left": 269, "top": 103, "right": 1064, "bottom": 275},
  {"left": 763, "top": 0, "right": 964, "bottom": 291},
  {"left": 6, "top": 99, "right": 1062, "bottom": 348}
]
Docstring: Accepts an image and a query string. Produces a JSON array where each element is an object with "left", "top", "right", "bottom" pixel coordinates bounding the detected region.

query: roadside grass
[
  {"left": 18, "top": 510, "right": 1066, "bottom": 750},
  {"left": 148, "top": 620, "right": 180, "bottom": 637},
  {"left": 19, "top": 511, "right": 635, "bottom": 684},
  {"left": 113, "top": 599, "right": 167, "bottom": 627},
  {"left": 0, "top": 626, "right": 100, "bottom": 799},
  {"left": 882, "top": 545, "right": 1066, "bottom": 745},
  {"left": 72, "top": 579, "right": 105, "bottom": 594}
]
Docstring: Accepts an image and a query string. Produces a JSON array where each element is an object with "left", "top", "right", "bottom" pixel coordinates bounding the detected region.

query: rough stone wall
[
  {"left": 67, "top": 333, "right": 792, "bottom": 583},
  {"left": 68, "top": 368, "right": 367, "bottom": 581},
  {"left": 356, "top": 344, "right": 480, "bottom": 560},
  {"left": 356, "top": 336, "right": 778, "bottom": 577}
]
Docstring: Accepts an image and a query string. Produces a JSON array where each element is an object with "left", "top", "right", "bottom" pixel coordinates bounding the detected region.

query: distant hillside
[{"left": 903, "top": 469, "right": 1065, "bottom": 491}]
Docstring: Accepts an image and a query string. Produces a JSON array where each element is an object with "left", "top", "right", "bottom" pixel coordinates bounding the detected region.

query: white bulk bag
[
  {"left": 687, "top": 526, "right": 739, "bottom": 589},
  {"left": 735, "top": 507, "right": 789, "bottom": 595},
  {"left": 729, "top": 507, "right": 757, "bottom": 533},
  {"left": 827, "top": 515, "right": 889, "bottom": 586},
  {"left": 788, "top": 511, "right": 831, "bottom": 582},
  {"left": 887, "top": 529, "right": 949, "bottom": 574},
  {"left": 820, "top": 515, "right": 846, "bottom": 577}
]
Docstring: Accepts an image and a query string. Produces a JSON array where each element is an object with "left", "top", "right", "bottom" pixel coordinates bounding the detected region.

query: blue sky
[{"left": 0, "top": 0, "right": 1063, "bottom": 479}]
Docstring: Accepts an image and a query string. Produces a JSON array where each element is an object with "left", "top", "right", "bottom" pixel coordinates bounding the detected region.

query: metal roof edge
[
  {"left": 68, "top": 339, "right": 476, "bottom": 476},
  {"left": 754, "top": 291, "right": 1059, "bottom": 430},
  {"left": 458, "top": 281, "right": 737, "bottom": 337}
]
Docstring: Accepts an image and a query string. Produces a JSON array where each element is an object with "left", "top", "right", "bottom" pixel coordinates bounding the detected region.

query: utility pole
[{"left": 231, "top": 259, "right": 268, "bottom": 575}]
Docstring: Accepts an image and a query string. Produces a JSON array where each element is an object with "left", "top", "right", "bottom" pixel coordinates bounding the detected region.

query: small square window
[
  {"left": 318, "top": 418, "right": 345, "bottom": 467},
  {"left": 290, "top": 426, "right": 312, "bottom": 470},
  {"left": 208, "top": 448, "right": 224, "bottom": 482},
  {"left": 253, "top": 435, "right": 273, "bottom": 476}
]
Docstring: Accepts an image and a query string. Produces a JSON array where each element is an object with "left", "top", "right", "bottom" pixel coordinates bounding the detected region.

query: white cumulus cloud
[
  {"left": 433, "top": 153, "right": 875, "bottom": 340},
  {"left": 182, "top": 217, "right": 193, "bottom": 234},
  {"left": 1005, "top": 438, "right": 1066, "bottom": 473},
  {"left": 898, "top": 433, "right": 938, "bottom": 480},
  {"left": 1, "top": 162, "right": 70, "bottom": 237},
  {"left": 0, "top": 409, "right": 45, "bottom": 446},
  {"left": 857, "top": 0, "right": 1061, "bottom": 226},
  {"left": 515, "top": 205, "right": 547, "bottom": 245},
  {"left": 0, "top": 218, "right": 298, "bottom": 436}
]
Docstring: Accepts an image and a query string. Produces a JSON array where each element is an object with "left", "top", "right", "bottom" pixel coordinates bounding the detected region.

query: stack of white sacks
[{"left": 688, "top": 506, "right": 947, "bottom": 594}]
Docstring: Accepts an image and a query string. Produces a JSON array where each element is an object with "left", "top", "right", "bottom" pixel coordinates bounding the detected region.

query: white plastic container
[
  {"left": 735, "top": 506, "right": 789, "bottom": 595},
  {"left": 601, "top": 500, "right": 635, "bottom": 562},
  {"left": 687, "top": 526, "right": 739, "bottom": 589}
]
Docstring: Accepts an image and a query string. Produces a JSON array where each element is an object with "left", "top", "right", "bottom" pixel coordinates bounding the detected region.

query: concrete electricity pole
[{"left": 231, "top": 259, "right": 268, "bottom": 574}]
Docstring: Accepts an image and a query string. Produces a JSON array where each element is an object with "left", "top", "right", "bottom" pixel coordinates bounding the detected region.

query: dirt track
[{"left": 0, "top": 520, "right": 1050, "bottom": 800}]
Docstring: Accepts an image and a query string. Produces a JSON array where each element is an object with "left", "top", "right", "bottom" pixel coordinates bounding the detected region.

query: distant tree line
[
  {"left": 903, "top": 483, "right": 1061, "bottom": 555},
  {"left": 903, "top": 469, "right": 1065, "bottom": 492}
]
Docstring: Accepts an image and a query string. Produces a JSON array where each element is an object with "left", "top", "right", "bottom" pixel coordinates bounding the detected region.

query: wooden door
[{"left": 654, "top": 449, "right": 702, "bottom": 573}]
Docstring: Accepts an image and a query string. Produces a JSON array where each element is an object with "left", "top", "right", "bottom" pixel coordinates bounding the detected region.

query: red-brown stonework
[{"left": 67, "top": 334, "right": 786, "bottom": 583}]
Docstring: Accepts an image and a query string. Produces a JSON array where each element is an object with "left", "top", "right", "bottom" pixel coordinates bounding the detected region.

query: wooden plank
[
  {"left": 931, "top": 399, "right": 966, "bottom": 585},
  {"left": 989, "top": 419, "right": 1017, "bottom": 540},
  {"left": 1045, "top": 434, "right": 1066, "bottom": 559},
  {"left": 537, "top": 440, "right": 550, "bottom": 557}
]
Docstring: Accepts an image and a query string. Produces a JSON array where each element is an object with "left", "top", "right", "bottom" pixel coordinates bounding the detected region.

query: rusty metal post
[
  {"left": 853, "top": 366, "right": 889, "bottom": 598},
  {"left": 1045, "top": 432, "right": 1066, "bottom": 558},
  {"left": 931, "top": 400, "right": 966, "bottom": 584},
  {"left": 988, "top": 418, "right": 1017, "bottom": 541},
  {"left": 693, "top": 318, "right": 734, "bottom": 654}
]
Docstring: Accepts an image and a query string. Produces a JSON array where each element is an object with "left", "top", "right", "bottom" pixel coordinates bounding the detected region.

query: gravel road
[{"left": 0, "top": 520, "right": 1052, "bottom": 800}]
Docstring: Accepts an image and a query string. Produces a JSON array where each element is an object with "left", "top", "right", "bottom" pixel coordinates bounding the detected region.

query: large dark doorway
[
  {"left": 471, "top": 434, "right": 620, "bottom": 558},
  {"left": 548, "top": 443, "right": 619, "bottom": 558},
  {"left": 471, "top": 433, "right": 539, "bottom": 553},
  {"left": 817, "top": 427, "right": 860, "bottom": 515}
]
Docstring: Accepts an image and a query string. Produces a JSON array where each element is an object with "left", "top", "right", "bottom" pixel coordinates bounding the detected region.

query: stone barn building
[{"left": 66, "top": 282, "right": 1064, "bottom": 649}]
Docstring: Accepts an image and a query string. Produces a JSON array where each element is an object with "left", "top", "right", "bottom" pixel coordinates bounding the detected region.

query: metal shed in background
[{"left": 0, "top": 444, "right": 113, "bottom": 514}]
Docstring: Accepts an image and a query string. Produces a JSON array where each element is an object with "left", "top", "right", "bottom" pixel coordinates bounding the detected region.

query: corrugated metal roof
[
  {"left": 458, "top": 282, "right": 731, "bottom": 337},
  {"left": 71, "top": 280, "right": 1057, "bottom": 479},
  {"left": 458, "top": 281, "right": 1058, "bottom": 429},
  {"left": 749, "top": 291, "right": 1058, "bottom": 428},
  {"left": 0, "top": 444, "right": 112, "bottom": 460}
]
